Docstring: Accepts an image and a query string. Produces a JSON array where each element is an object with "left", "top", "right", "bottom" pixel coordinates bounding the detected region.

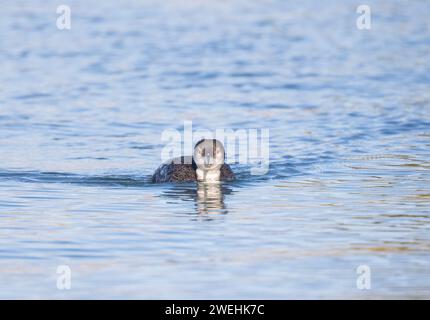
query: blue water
[{"left": 1, "top": 0, "right": 430, "bottom": 299}]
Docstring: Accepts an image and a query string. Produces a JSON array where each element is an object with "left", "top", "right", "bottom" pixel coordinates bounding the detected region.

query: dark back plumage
[{"left": 151, "top": 156, "right": 235, "bottom": 183}]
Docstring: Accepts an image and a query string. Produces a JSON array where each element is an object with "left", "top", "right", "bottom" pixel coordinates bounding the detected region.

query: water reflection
[
  {"left": 161, "top": 183, "right": 234, "bottom": 215},
  {"left": 196, "top": 183, "right": 227, "bottom": 215}
]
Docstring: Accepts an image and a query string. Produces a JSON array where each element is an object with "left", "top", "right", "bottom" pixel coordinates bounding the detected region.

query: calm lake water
[{"left": 1, "top": 0, "right": 430, "bottom": 299}]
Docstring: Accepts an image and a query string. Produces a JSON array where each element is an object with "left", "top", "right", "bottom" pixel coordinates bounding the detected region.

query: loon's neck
[{"left": 196, "top": 168, "right": 221, "bottom": 182}]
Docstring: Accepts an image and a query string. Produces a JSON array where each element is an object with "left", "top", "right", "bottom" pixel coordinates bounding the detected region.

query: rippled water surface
[{"left": 1, "top": 0, "right": 430, "bottom": 299}]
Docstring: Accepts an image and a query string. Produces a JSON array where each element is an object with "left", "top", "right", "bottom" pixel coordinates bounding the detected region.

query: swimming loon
[{"left": 151, "top": 139, "right": 235, "bottom": 183}]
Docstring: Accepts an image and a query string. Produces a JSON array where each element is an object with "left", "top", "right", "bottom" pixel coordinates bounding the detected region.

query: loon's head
[{"left": 193, "top": 139, "right": 225, "bottom": 182}]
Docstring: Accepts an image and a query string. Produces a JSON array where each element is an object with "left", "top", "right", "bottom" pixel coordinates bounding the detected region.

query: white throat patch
[{"left": 196, "top": 168, "right": 221, "bottom": 183}]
